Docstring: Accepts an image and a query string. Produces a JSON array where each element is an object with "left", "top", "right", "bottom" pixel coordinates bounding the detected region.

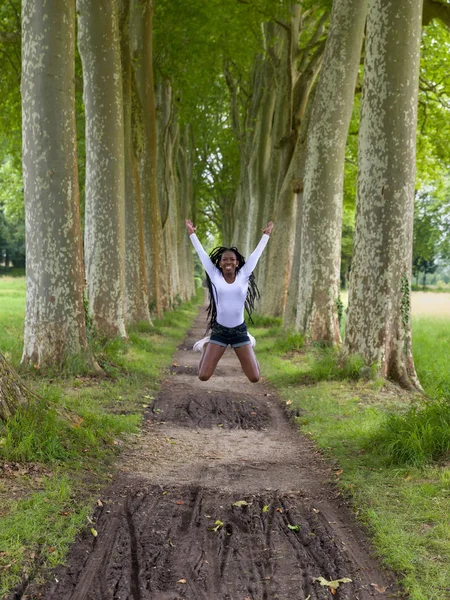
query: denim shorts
[{"left": 209, "top": 322, "right": 251, "bottom": 348}]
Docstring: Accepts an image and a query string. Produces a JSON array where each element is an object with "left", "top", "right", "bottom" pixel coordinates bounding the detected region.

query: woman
[{"left": 186, "top": 219, "right": 274, "bottom": 382}]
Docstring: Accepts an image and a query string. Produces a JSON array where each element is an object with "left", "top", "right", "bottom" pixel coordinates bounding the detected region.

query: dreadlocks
[{"left": 205, "top": 246, "right": 260, "bottom": 332}]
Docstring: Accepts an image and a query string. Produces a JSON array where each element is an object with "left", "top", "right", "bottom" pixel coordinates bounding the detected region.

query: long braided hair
[{"left": 205, "top": 246, "right": 260, "bottom": 332}]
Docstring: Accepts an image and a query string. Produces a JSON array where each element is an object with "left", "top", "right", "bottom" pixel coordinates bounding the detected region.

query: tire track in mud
[{"left": 18, "top": 310, "right": 398, "bottom": 600}]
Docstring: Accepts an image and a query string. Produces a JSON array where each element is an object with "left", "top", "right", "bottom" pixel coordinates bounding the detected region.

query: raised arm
[
  {"left": 243, "top": 221, "right": 274, "bottom": 274},
  {"left": 185, "top": 219, "right": 216, "bottom": 278}
]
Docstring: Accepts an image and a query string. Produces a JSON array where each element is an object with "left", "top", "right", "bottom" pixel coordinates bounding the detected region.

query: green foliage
[
  {"left": 413, "top": 189, "right": 449, "bottom": 286},
  {"left": 0, "top": 0, "right": 21, "bottom": 160},
  {"left": 418, "top": 21, "right": 450, "bottom": 187},
  {"left": 0, "top": 157, "right": 25, "bottom": 268}
]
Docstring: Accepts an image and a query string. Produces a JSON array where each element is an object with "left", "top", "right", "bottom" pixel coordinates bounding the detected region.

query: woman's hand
[
  {"left": 262, "top": 221, "right": 274, "bottom": 235},
  {"left": 185, "top": 219, "right": 197, "bottom": 235}
]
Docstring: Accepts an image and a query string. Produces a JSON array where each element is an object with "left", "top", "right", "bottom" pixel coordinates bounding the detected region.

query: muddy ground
[{"left": 17, "top": 310, "right": 398, "bottom": 600}]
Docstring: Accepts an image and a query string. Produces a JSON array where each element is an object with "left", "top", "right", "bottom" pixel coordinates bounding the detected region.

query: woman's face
[{"left": 219, "top": 250, "right": 238, "bottom": 274}]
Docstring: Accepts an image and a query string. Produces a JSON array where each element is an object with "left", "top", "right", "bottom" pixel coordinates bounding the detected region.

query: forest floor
[{"left": 17, "top": 309, "right": 400, "bottom": 600}]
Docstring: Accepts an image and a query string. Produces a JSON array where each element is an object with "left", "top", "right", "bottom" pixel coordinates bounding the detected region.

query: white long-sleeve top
[{"left": 189, "top": 233, "right": 270, "bottom": 328}]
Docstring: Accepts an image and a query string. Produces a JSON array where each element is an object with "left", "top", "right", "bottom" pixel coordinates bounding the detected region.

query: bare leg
[
  {"left": 233, "top": 344, "right": 260, "bottom": 383},
  {"left": 198, "top": 343, "right": 227, "bottom": 381}
]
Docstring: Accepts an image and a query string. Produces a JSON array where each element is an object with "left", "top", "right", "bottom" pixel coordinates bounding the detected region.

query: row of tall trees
[
  {"left": 1, "top": 0, "right": 450, "bottom": 418},
  {"left": 20, "top": 0, "right": 197, "bottom": 369},
  {"left": 217, "top": 0, "right": 449, "bottom": 389}
]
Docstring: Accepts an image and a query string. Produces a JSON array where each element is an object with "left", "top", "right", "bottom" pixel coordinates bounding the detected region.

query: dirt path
[{"left": 22, "top": 310, "right": 398, "bottom": 600}]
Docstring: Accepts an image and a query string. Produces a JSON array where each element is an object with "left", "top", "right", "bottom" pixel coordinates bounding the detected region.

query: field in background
[{"left": 340, "top": 289, "right": 450, "bottom": 317}]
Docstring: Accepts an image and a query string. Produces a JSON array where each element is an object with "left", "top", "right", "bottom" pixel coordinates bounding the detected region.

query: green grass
[
  {"left": 413, "top": 316, "right": 450, "bottom": 399},
  {"left": 252, "top": 314, "right": 450, "bottom": 600},
  {"left": 0, "top": 476, "right": 92, "bottom": 589},
  {"left": 0, "top": 276, "right": 26, "bottom": 365},
  {"left": 0, "top": 276, "right": 201, "bottom": 595}
]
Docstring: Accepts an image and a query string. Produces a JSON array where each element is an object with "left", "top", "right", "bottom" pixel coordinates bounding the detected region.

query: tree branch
[
  {"left": 423, "top": 0, "right": 450, "bottom": 28},
  {"left": 0, "top": 30, "right": 20, "bottom": 44}
]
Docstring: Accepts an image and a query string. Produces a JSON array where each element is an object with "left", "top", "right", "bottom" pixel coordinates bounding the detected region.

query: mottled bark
[
  {"left": 344, "top": 0, "right": 423, "bottom": 389},
  {"left": 296, "top": 0, "right": 368, "bottom": 343},
  {"left": 157, "top": 80, "right": 179, "bottom": 309},
  {"left": 282, "top": 95, "right": 315, "bottom": 328},
  {"left": 177, "top": 125, "right": 196, "bottom": 301},
  {"left": 21, "top": 0, "right": 91, "bottom": 368},
  {"left": 119, "top": 0, "right": 152, "bottom": 326},
  {"left": 0, "top": 353, "right": 34, "bottom": 421},
  {"left": 77, "top": 0, "right": 127, "bottom": 339},
  {"left": 130, "top": 0, "right": 163, "bottom": 317}
]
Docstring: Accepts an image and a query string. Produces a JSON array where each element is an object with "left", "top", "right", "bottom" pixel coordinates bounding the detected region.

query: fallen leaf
[
  {"left": 287, "top": 524, "right": 299, "bottom": 531},
  {"left": 90, "top": 528, "right": 98, "bottom": 537},
  {"left": 48, "top": 546, "right": 55, "bottom": 553},
  {"left": 176, "top": 500, "right": 184, "bottom": 505},
  {"left": 97, "top": 499, "right": 103, "bottom": 507},
  {"left": 371, "top": 583, "right": 388, "bottom": 593},
  {"left": 286, "top": 399, "right": 292, "bottom": 406},
  {"left": 314, "top": 576, "right": 352, "bottom": 590},
  {"left": 177, "top": 579, "right": 187, "bottom": 584},
  {"left": 209, "top": 520, "right": 224, "bottom": 533},
  {"left": 232, "top": 500, "right": 249, "bottom": 508},
  {"left": 276, "top": 508, "right": 283, "bottom": 513},
  {"left": 262, "top": 505, "right": 269, "bottom": 513}
]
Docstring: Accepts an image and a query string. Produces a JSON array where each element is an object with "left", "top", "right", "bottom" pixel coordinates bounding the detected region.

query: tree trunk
[
  {"left": 260, "top": 7, "right": 326, "bottom": 317},
  {"left": 21, "top": 0, "right": 91, "bottom": 368},
  {"left": 130, "top": 0, "right": 163, "bottom": 317},
  {"left": 157, "top": 80, "right": 178, "bottom": 309},
  {"left": 77, "top": 0, "right": 127, "bottom": 339},
  {"left": 177, "top": 125, "right": 196, "bottom": 301},
  {"left": 295, "top": 0, "right": 368, "bottom": 344},
  {"left": 229, "top": 7, "right": 327, "bottom": 316},
  {"left": 119, "top": 0, "right": 152, "bottom": 326},
  {"left": 344, "top": 0, "right": 423, "bottom": 389},
  {"left": 0, "top": 353, "right": 34, "bottom": 421}
]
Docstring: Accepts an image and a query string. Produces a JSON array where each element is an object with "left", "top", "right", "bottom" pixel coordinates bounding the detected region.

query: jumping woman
[{"left": 185, "top": 219, "right": 274, "bottom": 382}]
